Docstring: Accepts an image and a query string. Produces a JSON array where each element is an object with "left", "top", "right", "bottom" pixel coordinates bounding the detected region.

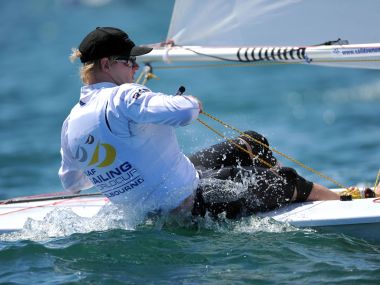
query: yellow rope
[
  {"left": 374, "top": 168, "right": 380, "bottom": 190},
  {"left": 196, "top": 118, "right": 274, "bottom": 169},
  {"left": 199, "top": 111, "right": 349, "bottom": 190},
  {"left": 135, "top": 64, "right": 160, "bottom": 85},
  {"left": 135, "top": 70, "right": 145, "bottom": 84}
]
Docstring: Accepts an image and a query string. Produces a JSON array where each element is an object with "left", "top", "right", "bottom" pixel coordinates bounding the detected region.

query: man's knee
[{"left": 278, "top": 167, "right": 313, "bottom": 202}]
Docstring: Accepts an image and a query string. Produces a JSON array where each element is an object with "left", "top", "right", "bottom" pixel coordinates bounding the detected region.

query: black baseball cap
[{"left": 78, "top": 27, "right": 153, "bottom": 63}]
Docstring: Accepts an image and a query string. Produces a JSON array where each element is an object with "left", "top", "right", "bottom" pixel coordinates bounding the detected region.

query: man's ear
[{"left": 100, "top": 57, "right": 111, "bottom": 72}]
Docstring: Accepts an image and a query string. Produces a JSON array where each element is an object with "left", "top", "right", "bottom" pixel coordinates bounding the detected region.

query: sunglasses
[{"left": 114, "top": 56, "right": 137, "bottom": 67}]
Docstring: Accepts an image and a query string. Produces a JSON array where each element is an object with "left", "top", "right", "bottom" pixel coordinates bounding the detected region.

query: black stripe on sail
[
  {"left": 283, "top": 48, "right": 288, "bottom": 60},
  {"left": 272, "top": 48, "right": 277, "bottom": 60},
  {"left": 247, "top": 48, "right": 254, "bottom": 61},
  {"left": 237, "top": 48, "right": 243, "bottom": 61},
  {"left": 289, "top": 48, "right": 295, "bottom": 60},
  {"left": 299, "top": 47, "right": 306, "bottom": 59},
  {"left": 296, "top": 48, "right": 302, "bottom": 59},
  {"left": 258, "top": 48, "right": 264, "bottom": 60},
  {"left": 277, "top": 48, "right": 283, "bottom": 60},
  {"left": 244, "top": 48, "right": 249, "bottom": 61},
  {"left": 264, "top": 48, "right": 270, "bottom": 60},
  {"left": 251, "top": 48, "right": 256, "bottom": 61},
  {"left": 270, "top": 48, "right": 276, "bottom": 60}
]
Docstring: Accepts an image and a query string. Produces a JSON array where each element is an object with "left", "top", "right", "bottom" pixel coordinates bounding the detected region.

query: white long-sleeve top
[{"left": 59, "top": 82, "right": 200, "bottom": 214}]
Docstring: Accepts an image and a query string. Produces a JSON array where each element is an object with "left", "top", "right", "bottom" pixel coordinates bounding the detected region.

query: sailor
[{"left": 59, "top": 27, "right": 339, "bottom": 222}]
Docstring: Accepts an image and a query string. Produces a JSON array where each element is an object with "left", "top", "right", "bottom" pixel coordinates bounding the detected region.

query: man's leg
[
  {"left": 192, "top": 166, "right": 297, "bottom": 218},
  {"left": 306, "top": 183, "right": 339, "bottom": 200}
]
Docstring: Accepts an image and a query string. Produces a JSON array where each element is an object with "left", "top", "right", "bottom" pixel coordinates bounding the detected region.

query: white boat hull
[
  {"left": 0, "top": 194, "right": 108, "bottom": 233},
  {"left": 1, "top": 191, "right": 379, "bottom": 241},
  {"left": 259, "top": 197, "right": 380, "bottom": 241}
]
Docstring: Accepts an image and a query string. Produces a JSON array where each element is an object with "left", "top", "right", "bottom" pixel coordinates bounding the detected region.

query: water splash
[
  {"left": 195, "top": 213, "right": 308, "bottom": 236},
  {"left": 0, "top": 204, "right": 136, "bottom": 242},
  {"left": 0, "top": 173, "right": 313, "bottom": 242}
]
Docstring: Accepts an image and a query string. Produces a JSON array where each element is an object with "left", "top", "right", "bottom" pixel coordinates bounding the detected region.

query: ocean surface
[{"left": 1, "top": 0, "right": 380, "bottom": 284}]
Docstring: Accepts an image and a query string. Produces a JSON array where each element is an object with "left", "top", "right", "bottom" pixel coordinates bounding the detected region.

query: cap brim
[{"left": 130, "top": 46, "right": 153, "bottom": 56}]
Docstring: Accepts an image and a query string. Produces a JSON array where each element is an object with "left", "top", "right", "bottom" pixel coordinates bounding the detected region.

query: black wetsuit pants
[{"left": 188, "top": 131, "right": 313, "bottom": 219}]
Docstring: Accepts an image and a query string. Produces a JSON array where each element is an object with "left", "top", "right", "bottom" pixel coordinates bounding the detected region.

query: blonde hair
[{"left": 69, "top": 48, "right": 102, "bottom": 85}]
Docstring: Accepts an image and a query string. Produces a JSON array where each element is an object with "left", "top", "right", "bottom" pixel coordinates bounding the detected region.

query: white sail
[
  {"left": 167, "top": 0, "right": 380, "bottom": 46},
  {"left": 141, "top": 0, "right": 380, "bottom": 70}
]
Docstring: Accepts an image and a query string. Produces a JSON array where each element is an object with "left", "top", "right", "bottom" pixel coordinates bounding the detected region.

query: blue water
[{"left": 1, "top": 0, "right": 380, "bottom": 284}]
